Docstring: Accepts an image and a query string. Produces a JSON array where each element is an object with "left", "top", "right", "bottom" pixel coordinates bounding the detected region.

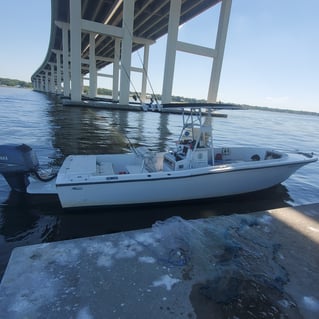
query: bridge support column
[
  {"left": 70, "top": 0, "right": 82, "bottom": 102},
  {"left": 44, "top": 71, "right": 49, "bottom": 92},
  {"left": 119, "top": 0, "right": 135, "bottom": 105},
  {"left": 113, "top": 38, "right": 121, "bottom": 102},
  {"left": 62, "top": 23, "right": 70, "bottom": 97},
  {"left": 140, "top": 44, "right": 150, "bottom": 103},
  {"left": 89, "top": 33, "right": 97, "bottom": 98},
  {"left": 162, "top": 0, "right": 181, "bottom": 104},
  {"left": 41, "top": 75, "right": 45, "bottom": 91},
  {"left": 56, "top": 51, "right": 62, "bottom": 94},
  {"left": 50, "top": 64, "right": 55, "bottom": 93},
  {"left": 34, "top": 78, "right": 38, "bottom": 91},
  {"left": 207, "top": 0, "right": 232, "bottom": 102}
]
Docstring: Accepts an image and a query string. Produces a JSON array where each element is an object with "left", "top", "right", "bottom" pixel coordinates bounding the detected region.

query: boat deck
[
  {"left": 1, "top": 204, "right": 319, "bottom": 318},
  {"left": 58, "top": 155, "right": 146, "bottom": 179}
]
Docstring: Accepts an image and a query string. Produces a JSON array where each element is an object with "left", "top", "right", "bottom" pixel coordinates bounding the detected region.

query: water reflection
[
  {"left": 49, "top": 107, "right": 122, "bottom": 155},
  {"left": 0, "top": 198, "right": 59, "bottom": 279},
  {"left": 48, "top": 103, "right": 175, "bottom": 159},
  {"left": 0, "top": 203, "right": 57, "bottom": 243}
]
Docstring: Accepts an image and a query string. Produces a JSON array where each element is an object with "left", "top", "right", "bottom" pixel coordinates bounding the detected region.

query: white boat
[{"left": 0, "top": 104, "right": 317, "bottom": 208}]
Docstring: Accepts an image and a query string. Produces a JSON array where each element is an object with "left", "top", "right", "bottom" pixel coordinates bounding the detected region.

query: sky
[{"left": 0, "top": 0, "right": 318, "bottom": 112}]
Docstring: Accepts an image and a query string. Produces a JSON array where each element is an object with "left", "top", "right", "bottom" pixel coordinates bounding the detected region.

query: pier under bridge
[{"left": 31, "top": 0, "right": 232, "bottom": 106}]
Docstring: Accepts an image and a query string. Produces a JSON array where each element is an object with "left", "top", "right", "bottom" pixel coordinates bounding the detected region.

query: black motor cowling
[{"left": 0, "top": 144, "right": 39, "bottom": 192}]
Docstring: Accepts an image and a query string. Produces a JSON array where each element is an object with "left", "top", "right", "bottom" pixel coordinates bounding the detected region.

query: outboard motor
[{"left": 0, "top": 144, "right": 39, "bottom": 192}]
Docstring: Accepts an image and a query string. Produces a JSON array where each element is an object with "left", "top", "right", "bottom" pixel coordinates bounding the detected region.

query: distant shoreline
[
  {"left": 1, "top": 77, "right": 317, "bottom": 116},
  {"left": 238, "top": 104, "right": 318, "bottom": 117}
]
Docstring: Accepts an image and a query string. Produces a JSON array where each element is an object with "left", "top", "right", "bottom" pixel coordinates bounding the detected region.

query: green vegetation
[
  {"left": 82, "top": 87, "right": 203, "bottom": 103},
  {"left": 0, "top": 77, "right": 32, "bottom": 88},
  {"left": 82, "top": 85, "right": 207, "bottom": 104},
  {"left": 82, "top": 86, "right": 113, "bottom": 96},
  {"left": 242, "top": 104, "right": 318, "bottom": 117},
  {"left": 171, "top": 95, "right": 206, "bottom": 104}
]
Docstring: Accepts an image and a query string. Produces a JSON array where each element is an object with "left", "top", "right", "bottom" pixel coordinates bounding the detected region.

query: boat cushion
[{"left": 97, "top": 161, "right": 114, "bottom": 175}]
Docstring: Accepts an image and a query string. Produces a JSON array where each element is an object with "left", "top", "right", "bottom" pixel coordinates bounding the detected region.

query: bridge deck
[{"left": 33, "top": 0, "right": 221, "bottom": 78}]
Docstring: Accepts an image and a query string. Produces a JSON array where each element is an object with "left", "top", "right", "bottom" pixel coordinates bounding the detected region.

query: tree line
[{"left": 0, "top": 77, "right": 32, "bottom": 88}]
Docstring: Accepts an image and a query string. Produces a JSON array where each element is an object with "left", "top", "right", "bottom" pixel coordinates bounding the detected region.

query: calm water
[{"left": 0, "top": 87, "right": 318, "bottom": 279}]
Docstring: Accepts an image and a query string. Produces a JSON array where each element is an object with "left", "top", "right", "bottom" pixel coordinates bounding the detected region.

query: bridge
[{"left": 31, "top": 0, "right": 232, "bottom": 106}]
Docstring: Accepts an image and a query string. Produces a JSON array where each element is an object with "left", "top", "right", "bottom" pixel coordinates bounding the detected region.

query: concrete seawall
[{"left": 0, "top": 204, "right": 318, "bottom": 318}]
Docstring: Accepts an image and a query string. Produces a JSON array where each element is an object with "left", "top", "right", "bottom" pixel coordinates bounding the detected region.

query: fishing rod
[
  {"left": 125, "top": 135, "right": 138, "bottom": 156},
  {"left": 123, "top": 20, "right": 160, "bottom": 107},
  {"left": 113, "top": 36, "right": 143, "bottom": 104}
]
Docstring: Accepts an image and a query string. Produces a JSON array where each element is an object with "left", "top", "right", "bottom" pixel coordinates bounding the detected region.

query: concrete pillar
[
  {"left": 50, "top": 64, "right": 55, "bottom": 93},
  {"left": 56, "top": 52, "right": 62, "bottom": 94},
  {"left": 41, "top": 77, "right": 44, "bottom": 91},
  {"left": 62, "top": 24, "right": 70, "bottom": 97},
  {"left": 161, "top": 0, "right": 181, "bottom": 104},
  {"left": 207, "top": 0, "right": 232, "bottom": 102},
  {"left": 119, "top": 0, "right": 135, "bottom": 105},
  {"left": 81, "top": 75, "right": 84, "bottom": 95},
  {"left": 140, "top": 44, "right": 150, "bottom": 102},
  {"left": 89, "top": 33, "right": 97, "bottom": 98},
  {"left": 70, "top": 0, "right": 82, "bottom": 102},
  {"left": 113, "top": 38, "right": 121, "bottom": 101},
  {"left": 44, "top": 71, "right": 49, "bottom": 92}
]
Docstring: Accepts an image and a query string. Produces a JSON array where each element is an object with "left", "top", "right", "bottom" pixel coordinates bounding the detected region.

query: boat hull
[{"left": 55, "top": 159, "right": 311, "bottom": 208}]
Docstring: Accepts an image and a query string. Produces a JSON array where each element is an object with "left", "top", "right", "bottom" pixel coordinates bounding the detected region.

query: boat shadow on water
[{"left": 1, "top": 183, "right": 292, "bottom": 234}]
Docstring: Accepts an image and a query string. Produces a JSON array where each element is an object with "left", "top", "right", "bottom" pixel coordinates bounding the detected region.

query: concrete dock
[{"left": 0, "top": 204, "right": 319, "bottom": 319}]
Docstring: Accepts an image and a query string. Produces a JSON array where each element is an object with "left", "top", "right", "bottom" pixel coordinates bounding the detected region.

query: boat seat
[
  {"left": 126, "top": 165, "right": 143, "bottom": 174},
  {"left": 96, "top": 161, "right": 114, "bottom": 175},
  {"left": 67, "top": 155, "right": 97, "bottom": 175}
]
